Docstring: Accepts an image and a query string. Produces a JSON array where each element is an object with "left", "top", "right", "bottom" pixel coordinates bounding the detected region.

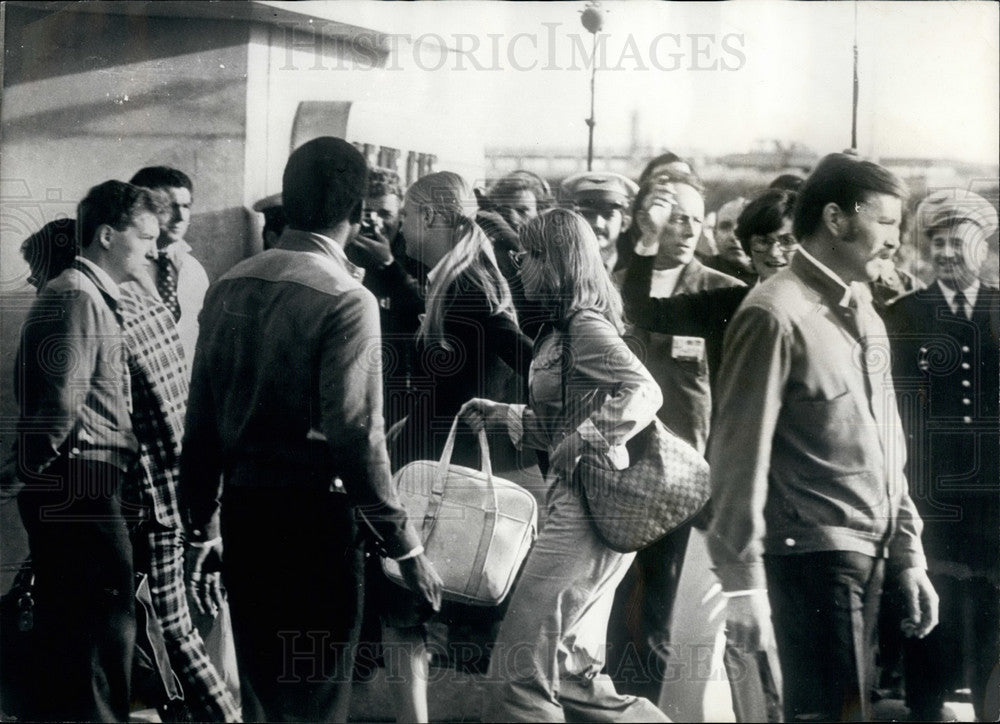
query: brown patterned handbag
[{"left": 561, "top": 330, "right": 711, "bottom": 553}]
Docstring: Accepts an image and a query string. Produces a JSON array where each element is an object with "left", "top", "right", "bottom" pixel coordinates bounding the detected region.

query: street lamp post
[{"left": 581, "top": 3, "right": 604, "bottom": 171}]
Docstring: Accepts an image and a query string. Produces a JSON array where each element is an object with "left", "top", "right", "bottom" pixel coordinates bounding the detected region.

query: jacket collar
[
  {"left": 275, "top": 229, "right": 364, "bottom": 278},
  {"left": 73, "top": 257, "right": 120, "bottom": 302},
  {"left": 792, "top": 247, "right": 856, "bottom": 308},
  {"left": 936, "top": 279, "right": 980, "bottom": 313},
  {"left": 71, "top": 257, "right": 122, "bottom": 321},
  {"left": 674, "top": 257, "right": 703, "bottom": 294}
]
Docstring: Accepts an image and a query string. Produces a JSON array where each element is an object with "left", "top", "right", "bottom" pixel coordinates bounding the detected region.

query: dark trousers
[
  {"left": 605, "top": 520, "right": 693, "bottom": 702},
  {"left": 766, "top": 551, "right": 885, "bottom": 722},
  {"left": 16, "top": 458, "right": 136, "bottom": 722},
  {"left": 892, "top": 571, "right": 1000, "bottom": 720},
  {"left": 221, "top": 485, "right": 364, "bottom": 723}
]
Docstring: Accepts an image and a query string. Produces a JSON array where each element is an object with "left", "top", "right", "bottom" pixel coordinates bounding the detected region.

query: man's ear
[
  {"left": 348, "top": 199, "right": 363, "bottom": 225},
  {"left": 96, "top": 224, "right": 115, "bottom": 250},
  {"left": 821, "top": 202, "right": 848, "bottom": 238}
]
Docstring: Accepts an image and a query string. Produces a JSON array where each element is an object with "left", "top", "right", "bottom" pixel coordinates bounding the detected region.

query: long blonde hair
[
  {"left": 519, "top": 208, "right": 625, "bottom": 333},
  {"left": 412, "top": 172, "right": 516, "bottom": 348}
]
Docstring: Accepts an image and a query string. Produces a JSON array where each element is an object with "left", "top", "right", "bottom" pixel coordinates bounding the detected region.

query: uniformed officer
[
  {"left": 884, "top": 188, "right": 999, "bottom": 721},
  {"left": 561, "top": 171, "right": 639, "bottom": 272}
]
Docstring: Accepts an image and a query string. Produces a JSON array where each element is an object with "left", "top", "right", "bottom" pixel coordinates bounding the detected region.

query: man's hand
[
  {"left": 398, "top": 553, "right": 443, "bottom": 612},
  {"left": 724, "top": 590, "right": 774, "bottom": 653},
  {"left": 349, "top": 229, "right": 394, "bottom": 269},
  {"left": 635, "top": 184, "right": 677, "bottom": 240},
  {"left": 477, "top": 208, "right": 519, "bottom": 245},
  {"left": 897, "top": 567, "right": 939, "bottom": 639},
  {"left": 458, "top": 398, "right": 508, "bottom": 434},
  {"left": 186, "top": 539, "right": 225, "bottom": 618}
]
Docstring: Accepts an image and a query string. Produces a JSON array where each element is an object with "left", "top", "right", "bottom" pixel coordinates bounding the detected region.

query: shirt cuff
[
  {"left": 576, "top": 419, "right": 629, "bottom": 469},
  {"left": 506, "top": 404, "right": 526, "bottom": 448},
  {"left": 888, "top": 551, "right": 927, "bottom": 573},
  {"left": 185, "top": 517, "right": 221, "bottom": 543},
  {"left": 721, "top": 588, "right": 766, "bottom": 598},
  {"left": 393, "top": 545, "right": 425, "bottom": 562}
]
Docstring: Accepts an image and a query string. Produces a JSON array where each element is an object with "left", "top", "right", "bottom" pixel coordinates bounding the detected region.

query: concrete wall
[
  {"left": 1, "top": 4, "right": 251, "bottom": 588},
  {"left": 0, "top": 4, "right": 488, "bottom": 589}
]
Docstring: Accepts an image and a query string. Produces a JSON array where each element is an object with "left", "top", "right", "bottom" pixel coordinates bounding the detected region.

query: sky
[{"left": 277, "top": 0, "right": 999, "bottom": 165}]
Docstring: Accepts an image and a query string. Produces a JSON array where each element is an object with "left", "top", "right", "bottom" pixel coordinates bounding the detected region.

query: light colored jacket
[{"left": 707, "top": 251, "right": 925, "bottom": 591}]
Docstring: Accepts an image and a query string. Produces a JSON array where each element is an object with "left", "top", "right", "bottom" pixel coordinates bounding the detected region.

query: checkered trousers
[
  {"left": 119, "top": 287, "right": 188, "bottom": 528},
  {"left": 143, "top": 523, "right": 241, "bottom": 722},
  {"left": 119, "top": 288, "right": 240, "bottom": 722}
]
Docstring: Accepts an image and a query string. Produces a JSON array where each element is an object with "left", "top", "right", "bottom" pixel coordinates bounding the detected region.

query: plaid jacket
[{"left": 119, "top": 286, "right": 189, "bottom": 529}]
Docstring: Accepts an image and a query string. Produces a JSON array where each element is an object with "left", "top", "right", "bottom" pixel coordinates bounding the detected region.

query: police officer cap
[
  {"left": 916, "top": 188, "right": 998, "bottom": 239},
  {"left": 561, "top": 172, "right": 639, "bottom": 209},
  {"left": 252, "top": 192, "right": 282, "bottom": 213}
]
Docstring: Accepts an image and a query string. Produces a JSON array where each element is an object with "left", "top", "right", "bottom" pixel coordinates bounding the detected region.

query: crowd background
[{"left": 1, "top": 3, "right": 997, "bottom": 722}]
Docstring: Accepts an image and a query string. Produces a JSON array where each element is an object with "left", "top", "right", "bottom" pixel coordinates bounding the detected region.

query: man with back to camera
[
  {"left": 14, "top": 180, "right": 161, "bottom": 721},
  {"left": 707, "top": 153, "right": 938, "bottom": 722},
  {"left": 178, "top": 137, "right": 442, "bottom": 723},
  {"left": 883, "top": 189, "right": 999, "bottom": 721},
  {"left": 129, "top": 166, "right": 209, "bottom": 368}
]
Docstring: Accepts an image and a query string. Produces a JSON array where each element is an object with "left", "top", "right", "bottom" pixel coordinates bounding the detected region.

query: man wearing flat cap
[
  {"left": 883, "top": 189, "right": 999, "bottom": 721},
  {"left": 562, "top": 171, "right": 638, "bottom": 273},
  {"left": 251, "top": 192, "right": 286, "bottom": 250}
]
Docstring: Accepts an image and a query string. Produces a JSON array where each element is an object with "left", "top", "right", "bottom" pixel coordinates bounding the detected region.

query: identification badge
[{"left": 671, "top": 335, "right": 705, "bottom": 362}]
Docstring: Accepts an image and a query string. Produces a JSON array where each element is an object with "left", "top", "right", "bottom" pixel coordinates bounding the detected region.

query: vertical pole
[
  {"left": 851, "top": 1, "right": 859, "bottom": 151},
  {"left": 586, "top": 31, "right": 597, "bottom": 171}
]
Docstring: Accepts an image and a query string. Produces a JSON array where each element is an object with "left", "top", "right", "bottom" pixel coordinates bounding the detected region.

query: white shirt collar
[
  {"left": 311, "top": 231, "right": 365, "bottom": 282},
  {"left": 75, "top": 256, "right": 120, "bottom": 300},
  {"left": 796, "top": 246, "right": 853, "bottom": 307},
  {"left": 157, "top": 238, "right": 191, "bottom": 262},
  {"left": 938, "top": 279, "right": 980, "bottom": 315}
]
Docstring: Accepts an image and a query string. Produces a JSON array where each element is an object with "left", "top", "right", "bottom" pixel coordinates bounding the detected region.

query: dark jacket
[
  {"left": 617, "top": 256, "right": 743, "bottom": 452},
  {"left": 883, "top": 282, "right": 999, "bottom": 575},
  {"left": 398, "top": 269, "right": 533, "bottom": 468},
  {"left": 622, "top": 254, "right": 751, "bottom": 388}
]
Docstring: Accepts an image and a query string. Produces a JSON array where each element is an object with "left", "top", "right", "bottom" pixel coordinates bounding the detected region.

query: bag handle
[{"left": 422, "top": 416, "right": 499, "bottom": 539}]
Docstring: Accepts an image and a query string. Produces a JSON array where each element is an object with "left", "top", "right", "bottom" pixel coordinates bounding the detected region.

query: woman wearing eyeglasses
[
  {"left": 460, "top": 208, "right": 668, "bottom": 722},
  {"left": 738, "top": 189, "right": 800, "bottom": 282}
]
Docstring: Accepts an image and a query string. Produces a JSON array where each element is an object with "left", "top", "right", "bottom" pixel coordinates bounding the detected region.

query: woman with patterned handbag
[{"left": 460, "top": 208, "right": 668, "bottom": 722}]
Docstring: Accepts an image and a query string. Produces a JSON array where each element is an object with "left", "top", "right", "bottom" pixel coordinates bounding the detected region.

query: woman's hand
[
  {"left": 458, "top": 398, "right": 508, "bottom": 433},
  {"left": 549, "top": 430, "right": 587, "bottom": 482}
]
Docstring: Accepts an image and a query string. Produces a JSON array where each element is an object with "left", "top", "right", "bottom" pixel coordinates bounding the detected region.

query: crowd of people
[{"left": 7, "top": 137, "right": 998, "bottom": 723}]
